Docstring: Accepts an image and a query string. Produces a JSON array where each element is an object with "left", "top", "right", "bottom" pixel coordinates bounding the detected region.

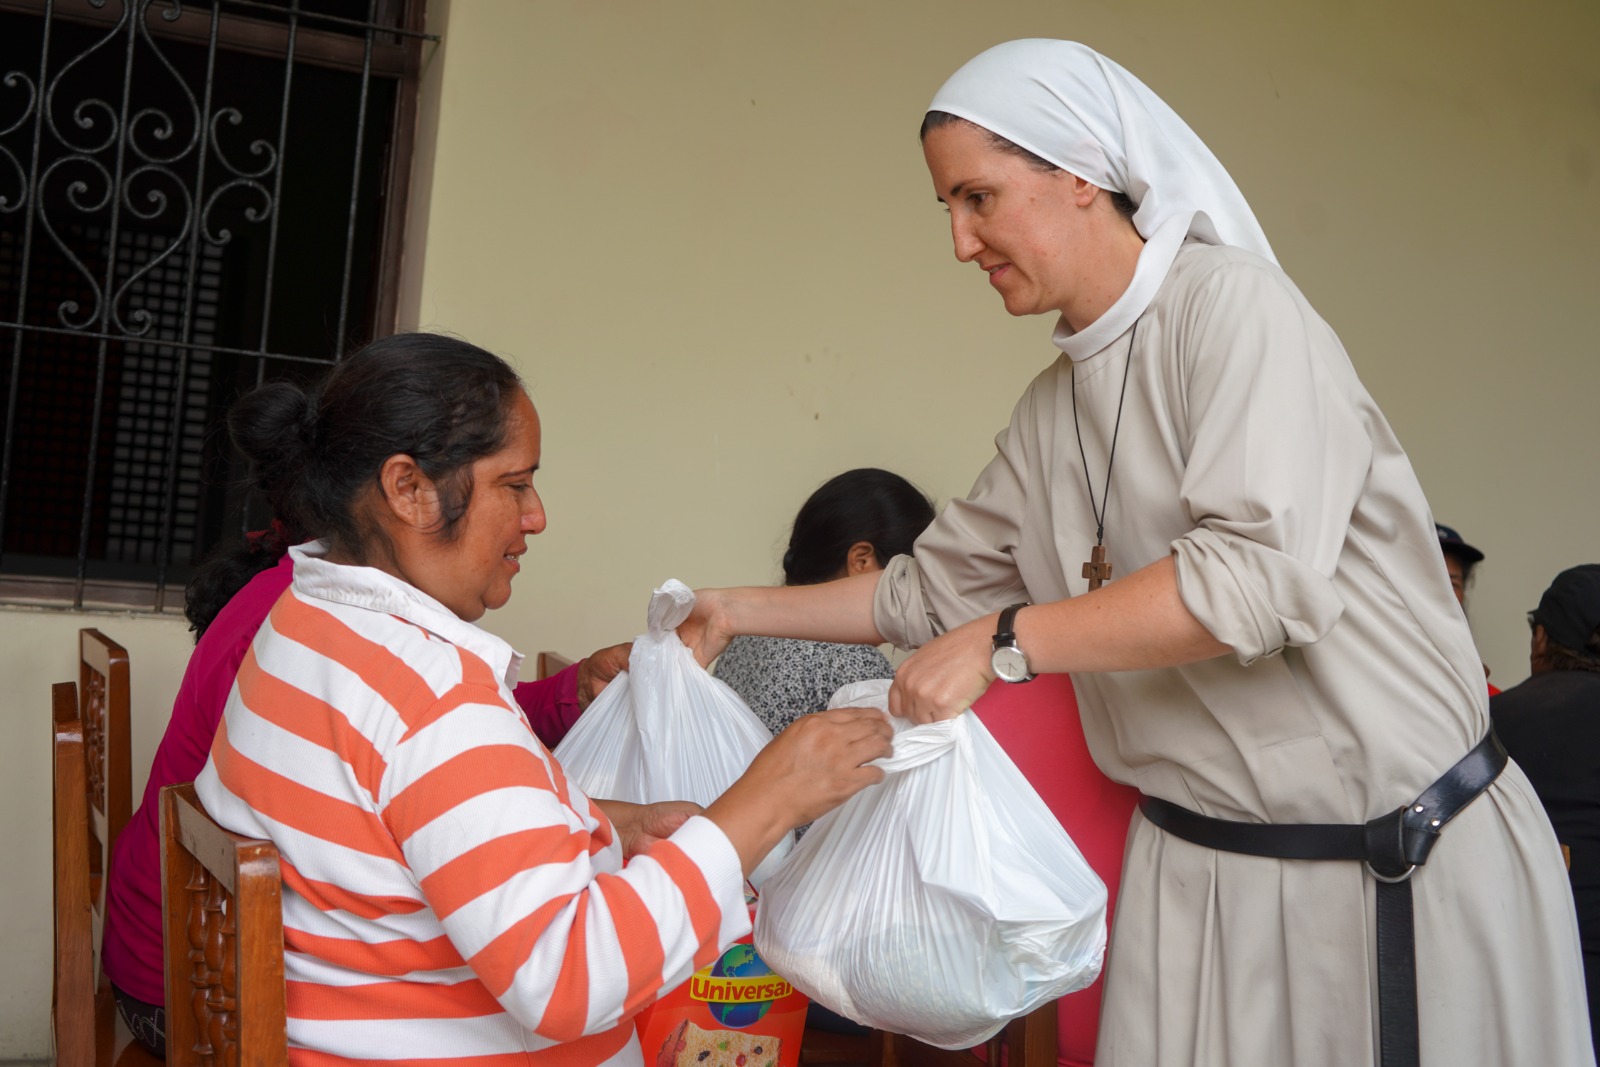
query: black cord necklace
[{"left": 1070, "top": 318, "right": 1137, "bottom": 591}]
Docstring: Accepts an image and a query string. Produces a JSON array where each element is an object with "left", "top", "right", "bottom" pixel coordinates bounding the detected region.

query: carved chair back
[
  {"left": 160, "top": 782, "right": 288, "bottom": 1067},
  {"left": 79, "top": 628, "right": 134, "bottom": 899}
]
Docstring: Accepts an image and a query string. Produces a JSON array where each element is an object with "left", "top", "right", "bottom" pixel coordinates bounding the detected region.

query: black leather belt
[{"left": 1138, "top": 730, "right": 1507, "bottom": 1067}]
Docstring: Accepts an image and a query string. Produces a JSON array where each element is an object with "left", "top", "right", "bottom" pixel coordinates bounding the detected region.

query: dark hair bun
[
  {"left": 227, "top": 380, "right": 316, "bottom": 529},
  {"left": 782, "top": 468, "right": 936, "bottom": 586}
]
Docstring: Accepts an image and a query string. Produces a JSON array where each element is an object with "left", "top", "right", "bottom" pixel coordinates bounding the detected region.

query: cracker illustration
[{"left": 656, "top": 1019, "right": 779, "bottom": 1067}]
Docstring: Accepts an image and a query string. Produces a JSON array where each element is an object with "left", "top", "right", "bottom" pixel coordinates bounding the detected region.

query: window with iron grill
[{"left": 0, "top": 0, "right": 432, "bottom": 612}]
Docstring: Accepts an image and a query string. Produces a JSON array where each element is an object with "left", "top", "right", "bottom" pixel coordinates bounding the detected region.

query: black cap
[
  {"left": 1531, "top": 564, "right": 1600, "bottom": 655},
  {"left": 1435, "top": 523, "right": 1484, "bottom": 565}
]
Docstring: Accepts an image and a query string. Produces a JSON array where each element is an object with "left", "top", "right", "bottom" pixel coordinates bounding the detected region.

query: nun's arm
[
  {"left": 886, "top": 555, "right": 1227, "bottom": 724},
  {"left": 680, "top": 570, "right": 885, "bottom": 666}
]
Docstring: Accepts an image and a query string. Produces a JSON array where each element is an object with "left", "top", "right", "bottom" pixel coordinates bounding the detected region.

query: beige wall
[
  {"left": 4, "top": 0, "right": 1596, "bottom": 1055},
  {"left": 405, "top": 0, "right": 1597, "bottom": 688},
  {"left": 0, "top": 609, "right": 191, "bottom": 1059}
]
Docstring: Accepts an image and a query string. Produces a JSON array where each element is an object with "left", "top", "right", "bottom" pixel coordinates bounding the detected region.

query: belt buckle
[
  {"left": 1365, "top": 859, "right": 1417, "bottom": 883},
  {"left": 1364, "top": 806, "right": 1417, "bottom": 883}
]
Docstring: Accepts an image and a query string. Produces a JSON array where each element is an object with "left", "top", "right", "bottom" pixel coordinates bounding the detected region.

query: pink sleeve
[
  {"left": 102, "top": 553, "right": 296, "bottom": 1004},
  {"left": 512, "top": 662, "right": 583, "bottom": 748},
  {"left": 155, "top": 555, "right": 298, "bottom": 793}
]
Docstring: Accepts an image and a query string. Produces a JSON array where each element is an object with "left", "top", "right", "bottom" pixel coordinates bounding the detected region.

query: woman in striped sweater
[{"left": 195, "top": 333, "right": 892, "bottom": 1067}]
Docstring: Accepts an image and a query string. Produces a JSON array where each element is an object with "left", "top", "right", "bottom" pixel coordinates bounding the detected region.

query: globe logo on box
[{"left": 690, "top": 943, "right": 795, "bottom": 1029}]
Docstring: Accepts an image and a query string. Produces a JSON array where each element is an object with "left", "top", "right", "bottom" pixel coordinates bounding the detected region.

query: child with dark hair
[
  {"left": 715, "top": 468, "right": 936, "bottom": 737},
  {"left": 714, "top": 468, "right": 936, "bottom": 1038}
]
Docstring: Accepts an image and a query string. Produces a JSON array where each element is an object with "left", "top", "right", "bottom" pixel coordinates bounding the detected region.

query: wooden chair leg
[
  {"left": 874, "top": 1029, "right": 894, "bottom": 1067},
  {"left": 1005, "top": 1003, "right": 1057, "bottom": 1067}
]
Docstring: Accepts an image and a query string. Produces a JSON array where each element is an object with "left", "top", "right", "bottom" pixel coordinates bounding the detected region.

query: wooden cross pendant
[{"left": 1082, "top": 544, "right": 1113, "bottom": 591}]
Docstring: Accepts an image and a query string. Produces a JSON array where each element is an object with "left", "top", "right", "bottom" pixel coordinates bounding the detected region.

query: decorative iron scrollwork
[
  {"left": 0, "top": 71, "right": 36, "bottom": 214},
  {"left": 0, "top": 0, "right": 429, "bottom": 611},
  {"left": 4, "top": 0, "right": 281, "bottom": 335}
]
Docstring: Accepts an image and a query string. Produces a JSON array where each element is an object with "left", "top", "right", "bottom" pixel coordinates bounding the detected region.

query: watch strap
[{"left": 993, "top": 602, "right": 1029, "bottom": 649}]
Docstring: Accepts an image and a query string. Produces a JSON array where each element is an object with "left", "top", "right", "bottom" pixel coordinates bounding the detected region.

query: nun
[{"left": 684, "top": 39, "right": 1591, "bottom": 1067}]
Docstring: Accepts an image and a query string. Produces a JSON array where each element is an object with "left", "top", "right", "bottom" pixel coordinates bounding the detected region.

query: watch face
[{"left": 991, "top": 644, "right": 1031, "bottom": 683}]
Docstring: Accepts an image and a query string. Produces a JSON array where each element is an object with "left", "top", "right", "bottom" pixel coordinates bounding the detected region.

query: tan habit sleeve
[
  {"left": 1167, "top": 259, "right": 1371, "bottom": 665},
  {"left": 873, "top": 386, "right": 1038, "bottom": 649}
]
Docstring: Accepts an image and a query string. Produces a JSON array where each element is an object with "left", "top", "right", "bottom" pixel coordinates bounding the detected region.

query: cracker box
[{"left": 636, "top": 911, "right": 808, "bottom": 1067}]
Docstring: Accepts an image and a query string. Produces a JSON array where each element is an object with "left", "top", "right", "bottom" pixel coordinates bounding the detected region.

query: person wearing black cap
[
  {"left": 1436, "top": 522, "right": 1485, "bottom": 607},
  {"left": 1492, "top": 564, "right": 1600, "bottom": 1052},
  {"left": 1437, "top": 522, "right": 1500, "bottom": 693}
]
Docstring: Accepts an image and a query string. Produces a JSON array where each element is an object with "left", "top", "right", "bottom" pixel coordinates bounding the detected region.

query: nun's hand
[
  {"left": 678, "top": 588, "right": 736, "bottom": 668},
  {"left": 887, "top": 614, "right": 996, "bottom": 723}
]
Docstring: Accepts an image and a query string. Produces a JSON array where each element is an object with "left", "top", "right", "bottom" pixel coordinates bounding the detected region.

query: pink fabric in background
[
  {"left": 970, "top": 673, "right": 1139, "bottom": 1067},
  {"left": 102, "top": 553, "right": 297, "bottom": 1004}
]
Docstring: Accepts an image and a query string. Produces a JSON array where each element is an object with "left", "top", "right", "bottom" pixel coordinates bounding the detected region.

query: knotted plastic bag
[
  {"left": 753, "top": 679, "right": 1106, "bottom": 1049},
  {"left": 552, "top": 579, "right": 793, "bottom": 884}
]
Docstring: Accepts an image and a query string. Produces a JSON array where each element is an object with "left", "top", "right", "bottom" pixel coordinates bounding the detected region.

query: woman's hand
[
  {"left": 595, "top": 799, "right": 702, "bottom": 859},
  {"left": 576, "top": 642, "right": 632, "bottom": 709},
  {"left": 754, "top": 707, "right": 896, "bottom": 825},
  {"left": 888, "top": 613, "right": 997, "bottom": 723},
  {"left": 704, "top": 706, "right": 894, "bottom": 874},
  {"left": 678, "top": 588, "right": 737, "bottom": 668}
]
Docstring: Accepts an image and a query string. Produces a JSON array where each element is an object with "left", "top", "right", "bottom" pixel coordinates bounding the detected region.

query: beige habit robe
[{"left": 874, "top": 241, "right": 1593, "bottom": 1066}]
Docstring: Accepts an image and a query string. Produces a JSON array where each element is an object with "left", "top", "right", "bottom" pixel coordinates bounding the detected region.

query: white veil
[{"left": 928, "top": 39, "right": 1275, "bottom": 356}]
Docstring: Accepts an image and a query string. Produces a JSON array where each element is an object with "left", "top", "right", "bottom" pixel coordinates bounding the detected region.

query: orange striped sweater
[{"left": 196, "top": 544, "right": 750, "bottom": 1067}]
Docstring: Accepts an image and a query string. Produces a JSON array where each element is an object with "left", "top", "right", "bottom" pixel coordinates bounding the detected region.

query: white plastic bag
[
  {"left": 753, "top": 679, "right": 1107, "bottom": 1049},
  {"left": 552, "top": 579, "right": 793, "bottom": 884}
]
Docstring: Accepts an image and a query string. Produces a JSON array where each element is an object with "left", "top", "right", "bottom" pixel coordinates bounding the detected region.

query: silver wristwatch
[{"left": 990, "top": 602, "right": 1034, "bottom": 683}]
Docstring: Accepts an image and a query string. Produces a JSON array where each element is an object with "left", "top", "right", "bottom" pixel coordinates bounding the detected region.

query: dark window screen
[{"left": 0, "top": 0, "right": 430, "bottom": 611}]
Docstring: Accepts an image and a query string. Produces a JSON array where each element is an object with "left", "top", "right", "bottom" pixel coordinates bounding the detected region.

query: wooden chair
[
  {"left": 160, "top": 781, "right": 289, "bottom": 1066},
  {"left": 797, "top": 1024, "right": 885, "bottom": 1067},
  {"left": 536, "top": 650, "right": 575, "bottom": 680},
  {"left": 53, "top": 681, "right": 97, "bottom": 1067},
  {"left": 53, "top": 681, "right": 163, "bottom": 1067},
  {"left": 880, "top": 1005, "right": 1058, "bottom": 1067},
  {"left": 80, "top": 628, "right": 134, "bottom": 864},
  {"left": 798, "top": 1001, "right": 1056, "bottom": 1067}
]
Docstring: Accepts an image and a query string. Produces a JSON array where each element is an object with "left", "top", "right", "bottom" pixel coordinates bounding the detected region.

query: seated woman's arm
[
  {"left": 387, "top": 683, "right": 747, "bottom": 1040},
  {"left": 390, "top": 685, "right": 887, "bottom": 1039}
]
